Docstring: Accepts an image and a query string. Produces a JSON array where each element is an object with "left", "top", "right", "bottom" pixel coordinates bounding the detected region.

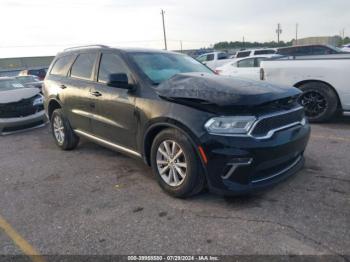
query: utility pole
[
  {"left": 242, "top": 36, "right": 245, "bottom": 49},
  {"left": 295, "top": 23, "right": 299, "bottom": 45},
  {"left": 161, "top": 9, "right": 167, "bottom": 50},
  {"left": 276, "top": 23, "right": 282, "bottom": 43},
  {"left": 180, "top": 41, "right": 183, "bottom": 52}
]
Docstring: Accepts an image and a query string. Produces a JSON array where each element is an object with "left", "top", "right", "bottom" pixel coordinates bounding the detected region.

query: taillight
[
  {"left": 215, "top": 69, "right": 223, "bottom": 75},
  {"left": 260, "top": 68, "right": 265, "bottom": 80}
]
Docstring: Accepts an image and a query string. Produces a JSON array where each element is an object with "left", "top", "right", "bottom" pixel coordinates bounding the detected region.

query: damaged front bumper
[
  {"left": 199, "top": 123, "right": 311, "bottom": 195},
  {"left": 0, "top": 110, "right": 47, "bottom": 135}
]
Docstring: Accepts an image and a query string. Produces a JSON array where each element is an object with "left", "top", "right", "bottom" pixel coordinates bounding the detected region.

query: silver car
[{"left": 0, "top": 77, "right": 47, "bottom": 135}]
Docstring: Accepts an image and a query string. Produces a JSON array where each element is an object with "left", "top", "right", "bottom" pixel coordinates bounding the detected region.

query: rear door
[
  {"left": 90, "top": 52, "right": 137, "bottom": 150},
  {"left": 63, "top": 52, "right": 98, "bottom": 133},
  {"left": 233, "top": 57, "right": 260, "bottom": 80}
]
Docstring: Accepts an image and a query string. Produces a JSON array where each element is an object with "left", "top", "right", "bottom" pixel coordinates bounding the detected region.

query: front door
[{"left": 90, "top": 52, "right": 138, "bottom": 151}]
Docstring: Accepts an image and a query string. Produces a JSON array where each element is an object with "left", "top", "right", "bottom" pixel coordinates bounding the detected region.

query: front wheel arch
[
  {"left": 143, "top": 120, "right": 204, "bottom": 167},
  {"left": 294, "top": 80, "right": 342, "bottom": 110}
]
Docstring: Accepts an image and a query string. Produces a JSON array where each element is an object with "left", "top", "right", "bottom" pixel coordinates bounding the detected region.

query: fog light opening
[{"left": 221, "top": 158, "right": 253, "bottom": 180}]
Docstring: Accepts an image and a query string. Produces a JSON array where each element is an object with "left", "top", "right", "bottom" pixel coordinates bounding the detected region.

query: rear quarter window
[
  {"left": 254, "top": 50, "right": 276, "bottom": 55},
  {"left": 236, "top": 51, "right": 251, "bottom": 58},
  {"left": 50, "top": 55, "right": 74, "bottom": 76},
  {"left": 70, "top": 53, "right": 97, "bottom": 80}
]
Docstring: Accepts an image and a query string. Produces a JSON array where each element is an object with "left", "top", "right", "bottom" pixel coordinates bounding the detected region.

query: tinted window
[
  {"left": 237, "top": 58, "right": 255, "bottom": 67},
  {"left": 206, "top": 54, "right": 214, "bottom": 61},
  {"left": 98, "top": 53, "right": 130, "bottom": 83},
  {"left": 70, "top": 53, "right": 96, "bottom": 80},
  {"left": 254, "top": 50, "right": 276, "bottom": 55},
  {"left": 217, "top": 53, "right": 228, "bottom": 60},
  {"left": 277, "top": 47, "right": 294, "bottom": 56},
  {"left": 311, "top": 46, "right": 336, "bottom": 55},
  {"left": 236, "top": 51, "right": 251, "bottom": 58},
  {"left": 51, "top": 56, "right": 74, "bottom": 76},
  {"left": 255, "top": 58, "right": 267, "bottom": 67}
]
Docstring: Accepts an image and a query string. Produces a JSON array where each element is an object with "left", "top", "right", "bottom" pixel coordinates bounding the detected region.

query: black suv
[{"left": 43, "top": 45, "right": 310, "bottom": 197}]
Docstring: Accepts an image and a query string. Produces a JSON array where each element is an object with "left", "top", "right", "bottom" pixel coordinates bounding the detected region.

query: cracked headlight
[
  {"left": 33, "top": 94, "right": 44, "bottom": 106},
  {"left": 205, "top": 116, "right": 256, "bottom": 135}
]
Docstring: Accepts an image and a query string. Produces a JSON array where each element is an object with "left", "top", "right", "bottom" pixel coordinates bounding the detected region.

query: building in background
[
  {"left": 0, "top": 56, "right": 54, "bottom": 77},
  {"left": 293, "top": 36, "right": 342, "bottom": 47}
]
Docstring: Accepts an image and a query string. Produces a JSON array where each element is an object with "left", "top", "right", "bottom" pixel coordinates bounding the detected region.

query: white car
[
  {"left": 341, "top": 44, "right": 350, "bottom": 52},
  {"left": 260, "top": 54, "right": 350, "bottom": 122},
  {"left": 196, "top": 52, "right": 234, "bottom": 69},
  {"left": 234, "top": 49, "right": 277, "bottom": 58},
  {"left": 215, "top": 55, "right": 278, "bottom": 81}
]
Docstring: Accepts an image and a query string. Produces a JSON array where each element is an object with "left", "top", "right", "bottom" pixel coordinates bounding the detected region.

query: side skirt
[{"left": 74, "top": 129, "right": 142, "bottom": 158}]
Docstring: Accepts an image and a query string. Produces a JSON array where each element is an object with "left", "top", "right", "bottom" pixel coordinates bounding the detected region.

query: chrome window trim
[{"left": 207, "top": 106, "right": 305, "bottom": 140}]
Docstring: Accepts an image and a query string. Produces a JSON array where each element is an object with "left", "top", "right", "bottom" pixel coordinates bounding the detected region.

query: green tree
[{"left": 214, "top": 40, "right": 293, "bottom": 50}]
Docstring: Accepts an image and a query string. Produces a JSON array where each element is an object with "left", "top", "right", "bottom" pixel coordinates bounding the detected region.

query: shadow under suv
[{"left": 43, "top": 45, "right": 310, "bottom": 197}]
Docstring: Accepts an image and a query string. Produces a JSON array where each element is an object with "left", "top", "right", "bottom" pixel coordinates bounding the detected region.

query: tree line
[{"left": 214, "top": 41, "right": 293, "bottom": 50}]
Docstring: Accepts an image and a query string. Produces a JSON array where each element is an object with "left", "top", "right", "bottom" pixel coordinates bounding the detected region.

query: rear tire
[
  {"left": 299, "top": 82, "right": 338, "bottom": 123},
  {"left": 150, "top": 128, "right": 205, "bottom": 198},
  {"left": 51, "top": 109, "right": 79, "bottom": 150}
]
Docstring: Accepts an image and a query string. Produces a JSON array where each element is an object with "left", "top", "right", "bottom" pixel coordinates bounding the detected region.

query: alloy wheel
[
  {"left": 156, "top": 140, "right": 187, "bottom": 187},
  {"left": 53, "top": 115, "right": 65, "bottom": 145},
  {"left": 300, "top": 91, "right": 327, "bottom": 117}
]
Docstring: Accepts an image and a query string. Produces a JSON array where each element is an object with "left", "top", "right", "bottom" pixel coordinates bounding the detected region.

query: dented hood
[
  {"left": 0, "top": 87, "right": 40, "bottom": 104},
  {"left": 156, "top": 73, "right": 301, "bottom": 107}
]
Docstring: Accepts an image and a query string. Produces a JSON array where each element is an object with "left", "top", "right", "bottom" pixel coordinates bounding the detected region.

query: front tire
[
  {"left": 51, "top": 109, "right": 79, "bottom": 150},
  {"left": 299, "top": 82, "right": 338, "bottom": 123},
  {"left": 150, "top": 128, "right": 205, "bottom": 198}
]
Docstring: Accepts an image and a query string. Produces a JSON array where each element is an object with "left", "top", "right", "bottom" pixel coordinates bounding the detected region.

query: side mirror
[{"left": 106, "top": 73, "right": 134, "bottom": 90}]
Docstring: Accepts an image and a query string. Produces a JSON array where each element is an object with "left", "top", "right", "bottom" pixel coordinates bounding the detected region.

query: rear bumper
[
  {"left": 200, "top": 123, "right": 311, "bottom": 195},
  {"left": 0, "top": 110, "right": 47, "bottom": 135}
]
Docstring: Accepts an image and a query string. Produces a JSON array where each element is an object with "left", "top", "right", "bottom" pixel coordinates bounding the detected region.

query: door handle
[
  {"left": 90, "top": 91, "right": 102, "bottom": 97},
  {"left": 60, "top": 84, "right": 67, "bottom": 89}
]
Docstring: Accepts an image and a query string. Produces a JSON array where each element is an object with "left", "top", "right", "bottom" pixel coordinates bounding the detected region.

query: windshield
[
  {"left": 15, "top": 76, "right": 40, "bottom": 84},
  {"left": 129, "top": 52, "right": 213, "bottom": 84},
  {"left": 0, "top": 79, "right": 25, "bottom": 91}
]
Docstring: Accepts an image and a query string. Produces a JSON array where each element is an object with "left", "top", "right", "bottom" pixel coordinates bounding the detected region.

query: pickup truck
[
  {"left": 260, "top": 54, "right": 350, "bottom": 122},
  {"left": 196, "top": 51, "right": 234, "bottom": 69}
]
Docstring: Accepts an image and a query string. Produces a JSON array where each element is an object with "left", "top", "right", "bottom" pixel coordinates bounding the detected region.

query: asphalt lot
[{"left": 0, "top": 117, "right": 349, "bottom": 259}]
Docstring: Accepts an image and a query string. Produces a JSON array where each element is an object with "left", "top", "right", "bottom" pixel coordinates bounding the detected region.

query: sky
[{"left": 0, "top": 0, "right": 349, "bottom": 57}]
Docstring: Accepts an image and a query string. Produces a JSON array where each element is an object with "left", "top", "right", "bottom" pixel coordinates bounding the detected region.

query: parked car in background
[
  {"left": 196, "top": 51, "right": 233, "bottom": 69},
  {"left": 0, "top": 77, "right": 46, "bottom": 135},
  {"left": 234, "top": 49, "right": 277, "bottom": 58},
  {"left": 215, "top": 55, "right": 279, "bottom": 80},
  {"left": 44, "top": 45, "right": 310, "bottom": 197},
  {"left": 341, "top": 44, "right": 350, "bottom": 52},
  {"left": 277, "top": 45, "right": 344, "bottom": 57},
  {"left": 260, "top": 54, "right": 350, "bottom": 122},
  {"left": 18, "top": 68, "right": 47, "bottom": 80},
  {"left": 15, "top": 75, "right": 43, "bottom": 91}
]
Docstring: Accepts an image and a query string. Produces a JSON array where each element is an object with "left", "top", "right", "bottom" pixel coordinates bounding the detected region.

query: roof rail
[{"left": 63, "top": 44, "right": 109, "bottom": 51}]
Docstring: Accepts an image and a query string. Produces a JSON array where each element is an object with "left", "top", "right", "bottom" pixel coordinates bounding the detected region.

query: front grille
[
  {"left": 0, "top": 96, "right": 43, "bottom": 118},
  {"left": 250, "top": 107, "right": 304, "bottom": 138}
]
